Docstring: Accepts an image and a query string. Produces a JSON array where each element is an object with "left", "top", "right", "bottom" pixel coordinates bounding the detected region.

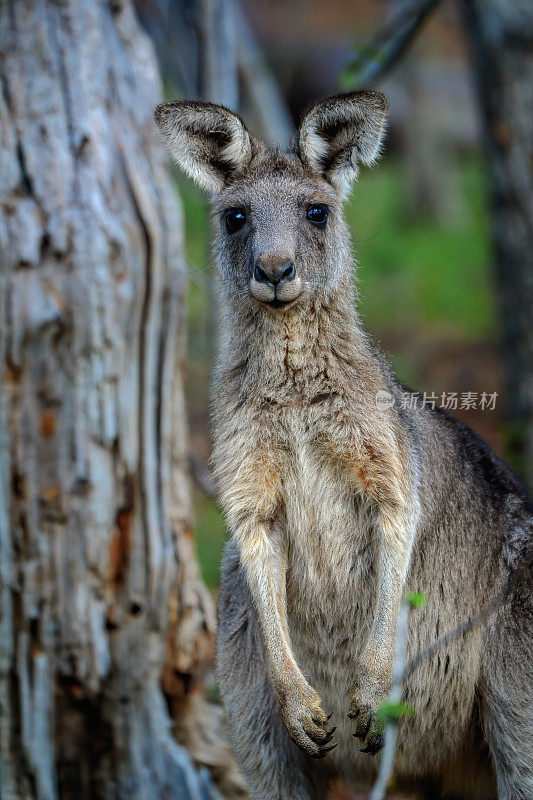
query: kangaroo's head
[{"left": 155, "top": 92, "right": 387, "bottom": 314}]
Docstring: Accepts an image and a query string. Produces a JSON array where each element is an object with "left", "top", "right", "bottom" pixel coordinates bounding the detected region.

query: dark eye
[
  {"left": 224, "top": 208, "right": 246, "bottom": 234},
  {"left": 306, "top": 204, "right": 329, "bottom": 226}
]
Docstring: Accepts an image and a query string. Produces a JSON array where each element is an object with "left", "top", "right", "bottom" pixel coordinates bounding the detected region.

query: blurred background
[
  {"left": 136, "top": 0, "right": 529, "bottom": 591},
  {"left": 1, "top": 2, "right": 531, "bottom": 799}
]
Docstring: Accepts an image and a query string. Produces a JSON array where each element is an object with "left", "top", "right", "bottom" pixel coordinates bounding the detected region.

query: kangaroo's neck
[{"left": 218, "top": 277, "right": 379, "bottom": 400}]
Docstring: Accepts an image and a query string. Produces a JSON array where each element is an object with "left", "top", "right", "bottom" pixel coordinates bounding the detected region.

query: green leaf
[
  {"left": 406, "top": 591, "right": 426, "bottom": 608},
  {"left": 339, "top": 43, "right": 388, "bottom": 88},
  {"left": 377, "top": 700, "right": 415, "bottom": 723},
  {"left": 339, "top": 69, "right": 359, "bottom": 90}
]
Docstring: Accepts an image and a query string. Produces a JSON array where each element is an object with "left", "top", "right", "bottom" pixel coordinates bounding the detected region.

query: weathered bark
[
  {"left": 0, "top": 1, "right": 218, "bottom": 798},
  {"left": 462, "top": 0, "right": 533, "bottom": 489}
]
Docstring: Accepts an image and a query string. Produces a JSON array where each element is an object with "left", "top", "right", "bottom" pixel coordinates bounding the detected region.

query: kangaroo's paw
[
  {"left": 280, "top": 684, "right": 338, "bottom": 759},
  {"left": 348, "top": 668, "right": 389, "bottom": 756}
]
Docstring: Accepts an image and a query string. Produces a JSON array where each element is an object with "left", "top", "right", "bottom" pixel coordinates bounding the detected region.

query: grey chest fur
[{"left": 281, "top": 430, "right": 377, "bottom": 671}]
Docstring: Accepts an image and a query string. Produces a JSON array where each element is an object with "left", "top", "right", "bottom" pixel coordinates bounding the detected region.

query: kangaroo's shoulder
[
  {"left": 397, "top": 391, "right": 532, "bottom": 573},
  {"left": 432, "top": 404, "right": 529, "bottom": 506}
]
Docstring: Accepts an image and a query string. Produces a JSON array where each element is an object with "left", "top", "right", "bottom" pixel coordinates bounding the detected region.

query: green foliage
[
  {"left": 192, "top": 491, "right": 227, "bottom": 589},
  {"left": 347, "top": 157, "right": 493, "bottom": 349},
  {"left": 377, "top": 700, "right": 416, "bottom": 724},
  {"left": 205, "top": 681, "right": 222, "bottom": 704},
  {"left": 339, "top": 43, "right": 388, "bottom": 88},
  {"left": 406, "top": 591, "right": 427, "bottom": 608}
]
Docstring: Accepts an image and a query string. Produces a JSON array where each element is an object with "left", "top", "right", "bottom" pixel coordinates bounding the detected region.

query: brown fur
[{"left": 155, "top": 92, "right": 533, "bottom": 800}]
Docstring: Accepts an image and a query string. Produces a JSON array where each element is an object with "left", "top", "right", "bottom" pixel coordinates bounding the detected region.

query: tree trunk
[
  {"left": 462, "top": 0, "right": 533, "bottom": 490},
  {"left": 0, "top": 1, "right": 219, "bottom": 798},
  {"left": 234, "top": 2, "right": 294, "bottom": 149}
]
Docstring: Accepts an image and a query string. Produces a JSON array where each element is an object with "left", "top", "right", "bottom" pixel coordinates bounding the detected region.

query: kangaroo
[{"left": 155, "top": 92, "right": 533, "bottom": 800}]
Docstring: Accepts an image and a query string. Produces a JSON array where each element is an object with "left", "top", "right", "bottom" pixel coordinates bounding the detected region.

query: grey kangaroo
[{"left": 155, "top": 91, "right": 533, "bottom": 800}]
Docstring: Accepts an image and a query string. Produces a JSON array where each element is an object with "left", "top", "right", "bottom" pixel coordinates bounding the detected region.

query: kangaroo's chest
[{"left": 280, "top": 425, "right": 376, "bottom": 651}]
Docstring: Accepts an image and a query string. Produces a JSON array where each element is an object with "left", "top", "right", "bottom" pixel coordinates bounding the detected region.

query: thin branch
[
  {"left": 342, "top": 0, "right": 442, "bottom": 88},
  {"left": 369, "top": 547, "right": 531, "bottom": 799},
  {"left": 369, "top": 600, "right": 410, "bottom": 800}
]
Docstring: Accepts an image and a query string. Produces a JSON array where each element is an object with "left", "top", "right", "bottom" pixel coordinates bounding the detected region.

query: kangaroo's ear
[
  {"left": 155, "top": 100, "right": 253, "bottom": 193},
  {"left": 298, "top": 91, "right": 388, "bottom": 196}
]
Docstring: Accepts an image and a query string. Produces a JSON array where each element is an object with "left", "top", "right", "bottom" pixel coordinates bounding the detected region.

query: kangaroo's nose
[{"left": 254, "top": 261, "right": 295, "bottom": 286}]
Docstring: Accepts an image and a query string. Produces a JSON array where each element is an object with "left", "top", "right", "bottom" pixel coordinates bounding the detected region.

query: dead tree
[
  {"left": 462, "top": 0, "right": 533, "bottom": 490},
  {"left": 0, "top": 1, "right": 219, "bottom": 798}
]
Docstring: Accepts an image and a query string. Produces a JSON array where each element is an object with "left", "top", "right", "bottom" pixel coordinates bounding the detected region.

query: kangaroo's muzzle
[{"left": 250, "top": 252, "right": 303, "bottom": 306}]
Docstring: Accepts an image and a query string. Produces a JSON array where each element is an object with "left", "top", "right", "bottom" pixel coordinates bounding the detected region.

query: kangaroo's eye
[
  {"left": 306, "top": 204, "right": 329, "bottom": 226},
  {"left": 224, "top": 208, "right": 246, "bottom": 234}
]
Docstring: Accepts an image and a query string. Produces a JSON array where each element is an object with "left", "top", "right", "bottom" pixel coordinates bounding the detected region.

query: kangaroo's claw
[
  {"left": 316, "top": 742, "right": 339, "bottom": 759},
  {"left": 360, "top": 731, "right": 384, "bottom": 755}
]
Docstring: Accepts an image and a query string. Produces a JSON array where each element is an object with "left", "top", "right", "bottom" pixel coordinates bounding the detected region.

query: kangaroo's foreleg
[
  {"left": 217, "top": 445, "right": 336, "bottom": 758},
  {"left": 217, "top": 542, "right": 336, "bottom": 800},
  {"left": 329, "top": 415, "right": 419, "bottom": 753},
  {"left": 348, "top": 500, "right": 418, "bottom": 752}
]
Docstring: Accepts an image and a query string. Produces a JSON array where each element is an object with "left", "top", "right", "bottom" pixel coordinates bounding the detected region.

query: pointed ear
[
  {"left": 154, "top": 100, "right": 253, "bottom": 193},
  {"left": 298, "top": 91, "right": 388, "bottom": 196}
]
